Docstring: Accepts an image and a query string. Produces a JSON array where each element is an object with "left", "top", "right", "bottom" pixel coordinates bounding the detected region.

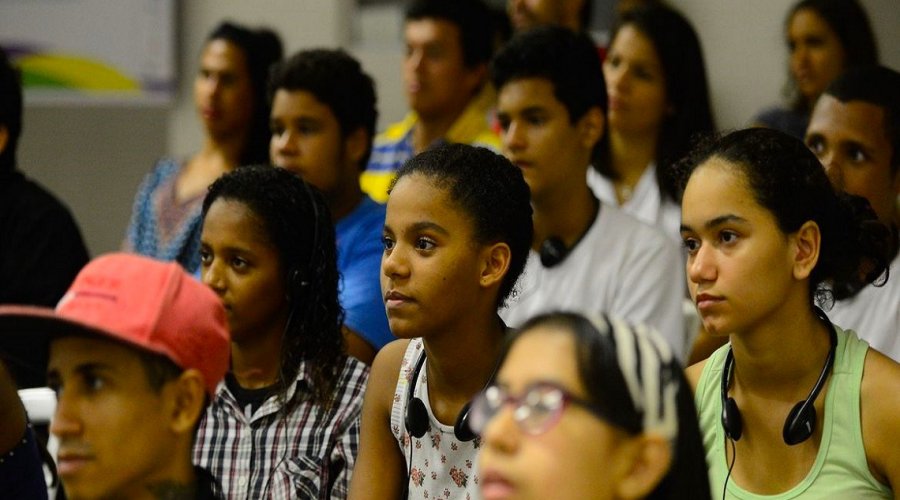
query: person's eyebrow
[{"left": 681, "top": 214, "right": 748, "bottom": 233}]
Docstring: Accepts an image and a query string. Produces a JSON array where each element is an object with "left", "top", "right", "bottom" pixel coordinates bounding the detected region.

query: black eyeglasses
[{"left": 468, "top": 381, "right": 608, "bottom": 437}]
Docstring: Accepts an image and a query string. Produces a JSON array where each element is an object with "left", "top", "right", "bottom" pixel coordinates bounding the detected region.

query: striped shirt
[
  {"left": 360, "top": 86, "right": 502, "bottom": 203},
  {"left": 193, "top": 357, "right": 369, "bottom": 499}
]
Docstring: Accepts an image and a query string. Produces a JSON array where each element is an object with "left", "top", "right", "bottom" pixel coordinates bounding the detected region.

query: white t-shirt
[
  {"left": 826, "top": 250, "right": 900, "bottom": 362},
  {"left": 587, "top": 164, "right": 682, "bottom": 245},
  {"left": 501, "top": 203, "right": 688, "bottom": 361}
]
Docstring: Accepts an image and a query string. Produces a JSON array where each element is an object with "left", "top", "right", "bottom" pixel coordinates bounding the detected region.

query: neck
[
  {"left": 423, "top": 313, "right": 506, "bottom": 399},
  {"left": 729, "top": 301, "right": 832, "bottom": 396},
  {"left": 137, "top": 451, "right": 197, "bottom": 499},
  {"left": 199, "top": 129, "right": 247, "bottom": 169},
  {"left": 412, "top": 108, "right": 464, "bottom": 153},
  {"left": 230, "top": 329, "right": 283, "bottom": 389},
  {"left": 532, "top": 180, "right": 597, "bottom": 251},
  {"left": 329, "top": 181, "right": 365, "bottom": 222},
  {"left": 609, "top": 129, "right": 658, "bottom": 187}
]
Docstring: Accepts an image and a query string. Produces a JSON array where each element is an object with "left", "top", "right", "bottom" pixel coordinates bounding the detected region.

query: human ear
[
  {"left": 615, "top": 434, "right": 673, "bottom": 499},
  {"left": 344, "top": 127, "right": 369, "bottom": 169},
  {"left": 165, "top": 369, "right": 207, "bottom": 435},
  {"left": 462, "top": 63, "right": 488, "bottom": 97},
  {"left": 479, "top": 242, "right": 511, "bottom": 289},
  {"left": 577, "top": 107, "right": 604, "bottom": 152},
  {"left": 790, "top": 220, "right": 821, "bottom": 281}
]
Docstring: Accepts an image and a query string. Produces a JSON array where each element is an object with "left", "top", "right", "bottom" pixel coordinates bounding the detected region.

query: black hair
[
  {"left": 0, "top": 46, "right": 23, "bottom": 174},
  {"left": 268, "top": 48, "right": 378, "bottom": 170},
  {"left": 674, "top": 128, "right": 892, "bottom": 304},
  {"left": 390, "top": 143, "right": 533, "bottom": 308},
  {"left": 202, "top": 165, "right": 344, "bottom": 408},
  {"left": 785, "top": 0, "right": 879, "bottom": 111},
  {"left": 405, "top": 0, "right": 495, "bottom": 68},
  {"left": 824, "top": 65, "right": 900, "bottom": 174},
  {"left": 507, "top": 312, "right": 712, "bottom": 500},
  {"left": 596, "top": 4, "right": 715, "bottom": 202},
  {"left": 205, "top": 21, "right": 284, "bottom": 166},
  {"left": 491, "top": 25, "right": 607, "bottom": 164}
]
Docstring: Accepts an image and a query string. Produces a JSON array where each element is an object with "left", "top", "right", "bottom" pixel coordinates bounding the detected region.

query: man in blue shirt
[{"left": 269, "top": 49, "right": 393, "bottom": 364}]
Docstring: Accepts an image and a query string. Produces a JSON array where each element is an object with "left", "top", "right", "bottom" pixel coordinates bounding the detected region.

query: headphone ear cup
[
  {"left": 783, "top": 400, "right": 816, "bottom": 445},
  {"left": 406, "top": 397, "right": 430, "bottom": 439},
  {"left": 453, "top": 402, "right": 476, "bottom": 442},
  {"left": 722, "top": 397, "right": 743, "bottom": 441},
  {"left": 539, "top": 237, "right": 568, "bottom": 268}
]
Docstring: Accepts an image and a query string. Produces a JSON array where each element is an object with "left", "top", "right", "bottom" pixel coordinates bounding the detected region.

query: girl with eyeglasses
[{"left": 472, "top": 311, "right": 710, "bottom": 500}]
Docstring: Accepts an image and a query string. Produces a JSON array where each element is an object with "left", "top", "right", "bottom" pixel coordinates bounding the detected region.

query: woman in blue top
[
  {"left": 680, "top": 128, "right": 900, "bottom": 498},
  {"left": 124, "top": 22, "right": 282, "bottom": 273}
]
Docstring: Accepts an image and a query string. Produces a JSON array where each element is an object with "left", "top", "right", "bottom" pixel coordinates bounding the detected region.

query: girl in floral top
[{"left": 349, "top": 144, "right": 533, "bottom": 499}]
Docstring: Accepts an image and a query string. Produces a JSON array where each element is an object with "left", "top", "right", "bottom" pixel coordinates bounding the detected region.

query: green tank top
[{"left": 694, "top": 326, "right": 891, "bottom": 499}]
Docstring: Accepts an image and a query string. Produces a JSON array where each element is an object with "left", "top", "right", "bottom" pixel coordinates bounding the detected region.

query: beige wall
[{"left": 15, "top": 0, "right": 900, "bottom": 256}]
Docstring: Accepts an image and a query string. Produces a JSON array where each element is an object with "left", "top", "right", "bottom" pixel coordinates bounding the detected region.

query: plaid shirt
[{"left": 193, "top": 357, "right": 369, "bottom": 499}]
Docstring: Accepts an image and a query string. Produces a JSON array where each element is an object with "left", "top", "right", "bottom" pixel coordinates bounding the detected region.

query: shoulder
[
  {"left": 860, "top": 347, "right": 900, "bottom": 484},
  {"left": 368, "top": 339, "right": 412, "bottom": 399},
  {"left": 375, "top": 115, "right": 417, "bottom": 144},
  {"left": 685, "top": 358, "right": 709, "bottom": 394}
]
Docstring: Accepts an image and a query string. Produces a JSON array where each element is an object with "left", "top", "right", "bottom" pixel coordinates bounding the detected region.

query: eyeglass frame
[{"left": 469, "top": 380, "right": 617, "bottom": 437}]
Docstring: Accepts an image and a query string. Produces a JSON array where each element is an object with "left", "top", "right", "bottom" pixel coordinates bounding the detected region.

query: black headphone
[
  {"left": 539, "top": 237, "right": 570, "bottom": 268},
  {"left": 720, "top": 307, "right": 838, "bottom": 445},
  {"left": 405, "top": 350, "right": 479, "bottom": 442},
  {"left": 538, "top": 197, "right": 599, "bottom": 268}
]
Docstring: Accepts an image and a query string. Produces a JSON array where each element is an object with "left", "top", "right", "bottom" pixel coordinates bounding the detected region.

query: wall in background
[{"left": 14, "top": 0, "right": 899, "bottom": 256}]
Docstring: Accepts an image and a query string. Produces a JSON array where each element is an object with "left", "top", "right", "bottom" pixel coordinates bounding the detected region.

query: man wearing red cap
[{"left": 0, "top": 253, "right": 231, "bottom": 499}]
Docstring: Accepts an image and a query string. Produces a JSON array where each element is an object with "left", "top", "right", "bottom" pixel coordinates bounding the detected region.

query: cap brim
[{"left": 0, "top": 305, "right": 125, "bottom": 388}]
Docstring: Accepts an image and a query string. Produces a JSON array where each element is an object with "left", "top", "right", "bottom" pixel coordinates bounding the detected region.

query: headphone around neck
[
  {"left": 404, "top": 350, "right": 481, "bottom": 443},
  {"left": 720, "top": 307, "right": 838, "bottom": 445},
  {"left": 538, "top": 197, "right": 600, "bottom": 268}
]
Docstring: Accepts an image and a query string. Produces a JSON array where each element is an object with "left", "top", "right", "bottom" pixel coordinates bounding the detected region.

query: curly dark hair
[
  {"left": 268, "top": 48, "right": 378, "bottom": 170},
  {"left": 202, "top": 165, "right": 345, "bottom": 408},
  {"left": 597, "top": 4, "right": 715, "bottom": 202},
  {"left": 205, "top": 21, "right": 284, "bottom": 166},
  {"left": 674, "top": 128, "right": 892, "bottom": 305},
  {"left": 491, "top": 25, "right": 607, "bottom": 165},
  {"left": 390, "top": 143, "right": 533, "bottom": 308}
]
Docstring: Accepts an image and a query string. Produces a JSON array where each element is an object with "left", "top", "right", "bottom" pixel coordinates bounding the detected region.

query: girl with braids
[
  {"left": 471, "top": 312, "right": 711, "bottom": 500},
  {"left": 681, "top": 128, "right": 900, "bottom": 498},
  {"left": 193, "top": 165, "right": 369, "bottom": 499},
  {"left": 349, "top": 144, "right": 533, "bottom": 499},
  {"left": 124, "top": 21, "right": 282, "bottom": 274}
]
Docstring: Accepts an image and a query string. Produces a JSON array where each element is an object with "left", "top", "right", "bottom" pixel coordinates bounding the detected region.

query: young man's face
[
  {"left": 270, "top": 88, "right": 359, "bottom": 200},
  {"left": 806, "top": 94, "right": 900, "bottom": 226},
  {"left": 48, "top": 336, "right": 181, "bottom": 499},
  {"left": 507, "top": 0, "right": 574, "bottom": 32},
  {"left": 403, "top": 18, "right": 484, "bottom": 121},
  {"left": 497, "top": 77, "right": 600, "bottom": 202}
]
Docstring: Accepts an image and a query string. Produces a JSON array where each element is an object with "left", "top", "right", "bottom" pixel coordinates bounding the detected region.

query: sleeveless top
[
  {"left": 694, "top": 326, "right": 891, "bottom": 499},
  {"left": 390, "top": 339, "right": 481, "bottom": 499}
]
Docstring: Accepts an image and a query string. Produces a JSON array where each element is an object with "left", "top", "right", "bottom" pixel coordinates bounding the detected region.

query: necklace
[{"left": 617, "top": 183, "right": 634, "bottom": 203}]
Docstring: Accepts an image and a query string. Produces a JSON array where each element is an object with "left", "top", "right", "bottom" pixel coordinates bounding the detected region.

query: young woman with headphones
[
  {"left": 681, "top": 128, "right": 900, "bottom": 498},
  {"left": 193, "top": 165, "right": 369, "bottom": 498},
  {"left": 348, "top": 144, "right": 533, "bottom": 499}
]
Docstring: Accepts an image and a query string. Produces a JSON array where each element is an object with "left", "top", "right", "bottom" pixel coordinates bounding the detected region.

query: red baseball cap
[{"left": 0, "top": 253, "right": 230, "bottom": 396}]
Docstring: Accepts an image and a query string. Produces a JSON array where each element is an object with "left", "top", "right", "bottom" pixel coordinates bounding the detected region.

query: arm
[
  {"left": 860, "top": 349, "right": 900, "bottom": 494},
  {"left": 348, "top": 340, "right": 409, "bottom": 500}
]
